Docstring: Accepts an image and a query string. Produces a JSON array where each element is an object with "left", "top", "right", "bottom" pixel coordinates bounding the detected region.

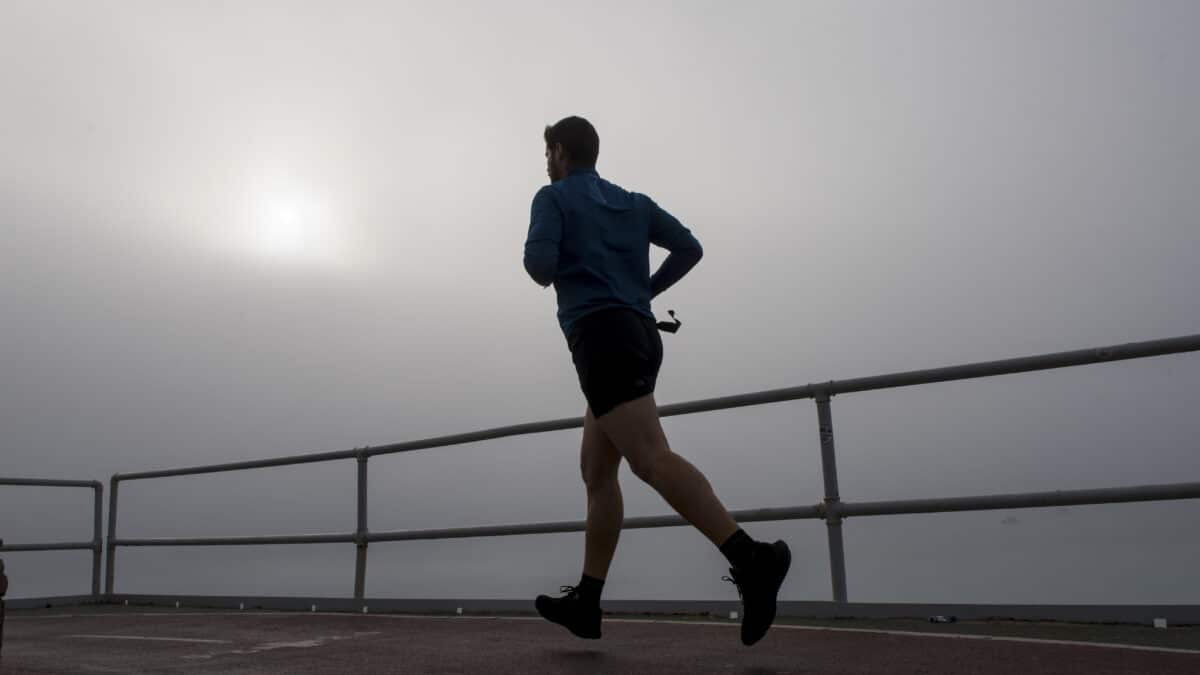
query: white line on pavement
[
  {"left": 65, "top": 634, "right": 231, "bottom": 644},
  {"left": 21, "top": 612, "right": 1199, "bottom": 656}
]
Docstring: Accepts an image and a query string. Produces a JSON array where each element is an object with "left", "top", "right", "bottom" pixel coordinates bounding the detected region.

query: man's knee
[{"left": 626, "top": 443, "right": 672, "bottom": 483}]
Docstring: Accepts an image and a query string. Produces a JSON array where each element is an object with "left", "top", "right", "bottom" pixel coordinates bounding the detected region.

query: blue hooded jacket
[{"left": 524, "top": 167, "right": 703, "bottom": 339}]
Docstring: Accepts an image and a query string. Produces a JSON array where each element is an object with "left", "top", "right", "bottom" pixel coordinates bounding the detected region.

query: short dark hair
[{"left": 544, "top": 116, "right": 599, "bottom": 167}]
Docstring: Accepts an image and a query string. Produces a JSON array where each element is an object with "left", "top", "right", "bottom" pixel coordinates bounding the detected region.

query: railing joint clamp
[{"left": 822, "top": 497, "right": 844, "bottom": 522}]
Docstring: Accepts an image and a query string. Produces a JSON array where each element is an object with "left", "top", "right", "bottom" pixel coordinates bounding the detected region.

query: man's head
[{"left": 544, "top": 116, "right": 599, "bottom": 182}]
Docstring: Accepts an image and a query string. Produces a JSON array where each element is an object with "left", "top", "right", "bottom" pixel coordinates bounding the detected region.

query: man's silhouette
[{"left": 523, "top": 116, "right": 792, "bottom": 646}]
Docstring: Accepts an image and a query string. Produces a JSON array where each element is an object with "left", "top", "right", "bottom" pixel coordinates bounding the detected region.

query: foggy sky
[{"left": 3, "top": 0, "right": 1199, "bottom": 605}]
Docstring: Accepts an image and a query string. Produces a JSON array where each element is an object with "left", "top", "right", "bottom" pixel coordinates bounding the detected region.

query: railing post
[
  {"left": 105, "top": 476, "right": 119, "bottom": 597},
  {"left": 92, "top": 482, "right": 103, "bottom": 599},
  {"left": 354, "top": 451, "right": 369, "bottom": 602},
  {"left": 815, "top": 388, "right": 848, "bottom": 603},
  {"left": 1, "top": 543, "right": 7, "bottom": 655}
]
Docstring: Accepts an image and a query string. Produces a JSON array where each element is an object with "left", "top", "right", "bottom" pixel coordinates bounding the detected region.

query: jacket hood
[{"left": 569, "top": 172, "right": 633, "bottom": 212}]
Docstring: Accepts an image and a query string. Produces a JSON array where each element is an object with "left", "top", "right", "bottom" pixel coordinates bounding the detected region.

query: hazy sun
[
  {"left": 257, "top": 201, "right": 312, "bottom": 259},
  {"left": 238, "top": 193, "right": 347, "bottom": 268}
]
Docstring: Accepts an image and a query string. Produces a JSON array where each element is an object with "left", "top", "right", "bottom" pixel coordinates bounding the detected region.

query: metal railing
[
  {"left": 104, "top": 333, "right": 1200, "bottom": 604},
  {"left": 0, "top": 478, "right": 104, "bottom": 598}
]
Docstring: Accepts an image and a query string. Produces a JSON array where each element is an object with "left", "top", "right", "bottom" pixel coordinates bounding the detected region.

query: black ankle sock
[
  {"left": 719, "top": 528, "right": 757, "bottom": 569},
  {"left": 577, "top": 574, "right": 605, "bottom": 604}
]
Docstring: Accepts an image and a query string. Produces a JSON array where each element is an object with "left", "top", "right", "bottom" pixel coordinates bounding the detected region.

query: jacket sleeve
[
  {"left": 647, "top": 197, "right": 703, "bottom": 298},
  {"left": 523, "top": 186, "right": 562, "bottom": 287}
]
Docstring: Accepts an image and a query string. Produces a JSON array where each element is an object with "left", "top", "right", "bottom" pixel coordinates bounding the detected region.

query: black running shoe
[
  {"left": 722, "top": 539, "right": 792, "bottom": 646},
  {"left": 535, "top": 585, "right": 602, "bottom": 639}
]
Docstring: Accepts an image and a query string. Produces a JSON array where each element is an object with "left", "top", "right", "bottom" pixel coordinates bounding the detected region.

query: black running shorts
[{"left": 567, "top": 306, "right": 664, "bottom": 418}]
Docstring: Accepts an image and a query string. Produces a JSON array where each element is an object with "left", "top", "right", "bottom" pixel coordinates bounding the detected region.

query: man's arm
[
  {"left": 647, "top": 198, "right": 703, "bottom": 298},
  {"left": 523, "top": 186, "right": 562, "bottom": 287}
]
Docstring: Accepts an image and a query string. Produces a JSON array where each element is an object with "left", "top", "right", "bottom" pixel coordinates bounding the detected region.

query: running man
[{"left": 523, "top": 116, "right": 792, "bottom": 646}]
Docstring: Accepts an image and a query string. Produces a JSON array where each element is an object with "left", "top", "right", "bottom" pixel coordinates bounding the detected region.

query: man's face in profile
[{"left": 546, "top": 144, "right": 565, "bottom": 182}]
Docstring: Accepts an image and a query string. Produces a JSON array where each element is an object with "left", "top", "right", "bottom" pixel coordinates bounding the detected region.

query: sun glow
[
  {"left": 256, "top": 200, "right": 315, "bottom": 259},
  {"left": 228, "top": 191, "right": 352, "bottom": 270}
]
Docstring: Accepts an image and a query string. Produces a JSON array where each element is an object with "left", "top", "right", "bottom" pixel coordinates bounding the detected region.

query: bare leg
[
  {"left": 594, "top": 394, "right": 740, "bottom": 547},
  {"left": 580, "top": 406, "right": 624, "bottom": 579}
]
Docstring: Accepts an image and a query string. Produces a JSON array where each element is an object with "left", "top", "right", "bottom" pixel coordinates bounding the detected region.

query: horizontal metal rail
[
  {"left": 0, "top": 478, "right": 104, "bottom": 598},
  {"left": 0, "top": 541, "right": 98, "bottom": 553},
  {"left": 106, "top": 481, "right": 1200, "bottom": 549},
  {"left": 115, "top": 533, "right": 355, "bottom": 547},
  {"left": 103, "top": 332, "right": 1200, "bottom": 605},
  {"left": 114, "top": 333, "right": 1200, "bottom": 481},
  {"left": 111, "top": 505, "right": 824, "bottom": 548},
  {"left": 836, "top": 481, "right": 1200, "bottom": 518},
  {"left": 367, "top": 505, "right": 825, "bottom": 543},
  {"left": 0, "top": 478, "right": 98, "bottom": 489}
]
